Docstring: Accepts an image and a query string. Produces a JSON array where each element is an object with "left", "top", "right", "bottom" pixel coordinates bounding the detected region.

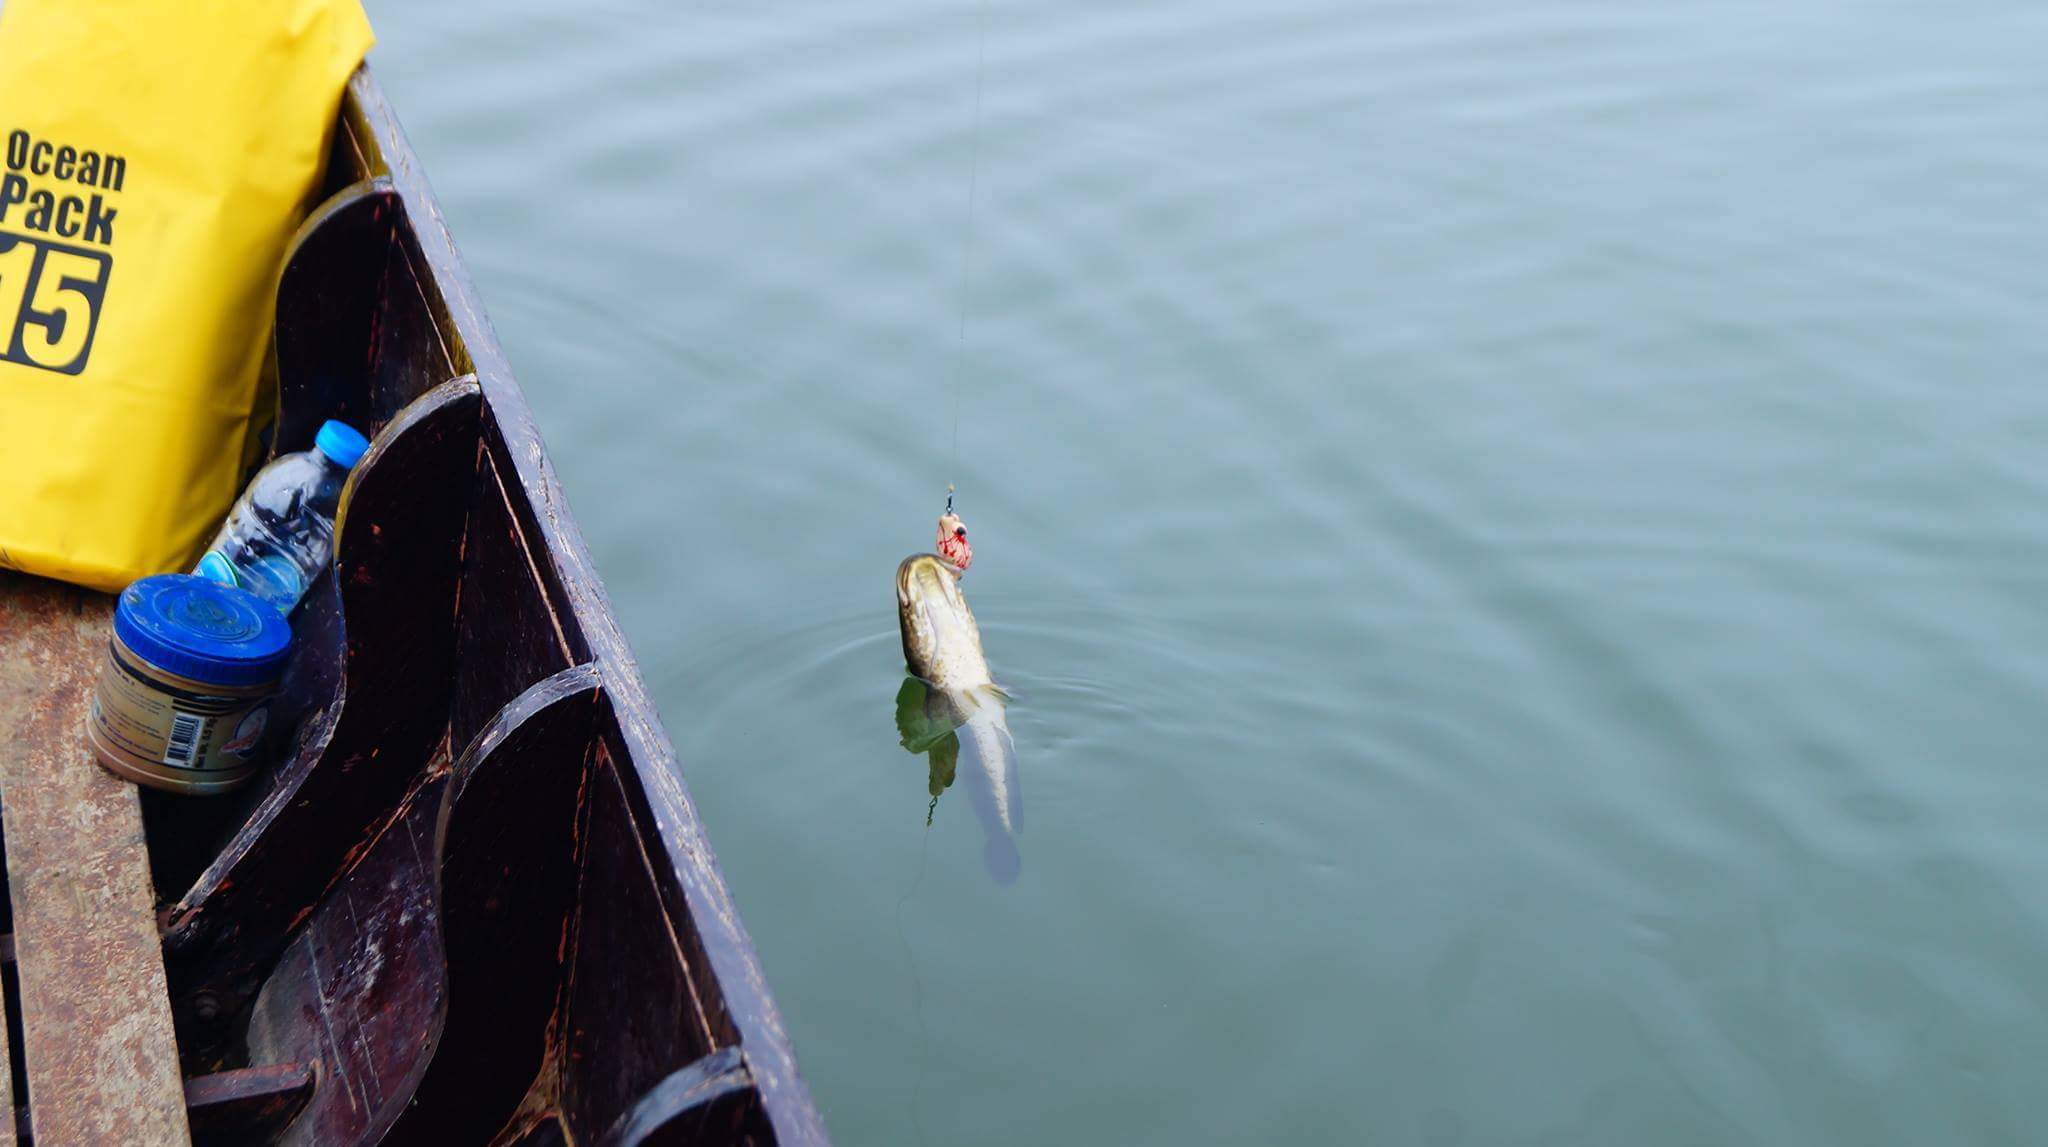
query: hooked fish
[{"left": 896, "top": 511, "right": 1019, "bottom": 881}]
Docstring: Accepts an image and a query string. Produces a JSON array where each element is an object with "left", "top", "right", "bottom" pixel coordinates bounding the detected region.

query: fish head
[{"left": 896, "top": 553, "right": 990, "bottom": 691}]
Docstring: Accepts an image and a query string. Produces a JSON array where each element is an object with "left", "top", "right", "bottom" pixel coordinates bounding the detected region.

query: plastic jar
[{"left": 88, "top": 574, "right": 293, "bottom": 794}]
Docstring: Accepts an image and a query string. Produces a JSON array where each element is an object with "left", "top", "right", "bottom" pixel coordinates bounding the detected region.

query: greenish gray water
[{"left": 365, "top": 2, "right": 2048, "bottom": 1142}]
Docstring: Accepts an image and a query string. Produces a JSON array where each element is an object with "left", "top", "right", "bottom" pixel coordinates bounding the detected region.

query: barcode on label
[{"left": 163, "top": 712, "right": 204, "bottom": 768}]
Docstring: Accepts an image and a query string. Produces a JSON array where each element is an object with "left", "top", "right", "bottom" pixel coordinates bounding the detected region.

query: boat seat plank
[
  {"left": 0, "top": 946, "right": 12, "bottom": 1147},
  {"left": 0, "top": 573, "right": 192, "bottom": 1145}
]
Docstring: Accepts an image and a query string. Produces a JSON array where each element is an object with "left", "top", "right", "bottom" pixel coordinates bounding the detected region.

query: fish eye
[{"left": 955, "top": 527, "right": 967, "bottom": 537}]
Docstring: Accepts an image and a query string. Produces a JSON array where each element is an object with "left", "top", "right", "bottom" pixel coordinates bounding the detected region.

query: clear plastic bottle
[{"left": 194, "top": 420, "right": 370, "bottom": 613}]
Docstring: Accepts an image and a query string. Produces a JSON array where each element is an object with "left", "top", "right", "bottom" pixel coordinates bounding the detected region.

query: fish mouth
[{"left": 896, "top": 553, "right": 960, "bottom": 601}]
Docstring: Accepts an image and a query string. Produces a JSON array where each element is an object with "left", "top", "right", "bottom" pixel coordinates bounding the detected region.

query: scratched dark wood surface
[
  {"left": 382, "top": 666, "right": 597, "bottom": 1143},
  {"left": 242, "top": 779, "right": 447, "bottom": 1146},
  {"left": 0, "top": 574, "right": 192, "bottom": 1145},
  {"left": 449, "top": 440, "right": 581, "bottom": 755}
]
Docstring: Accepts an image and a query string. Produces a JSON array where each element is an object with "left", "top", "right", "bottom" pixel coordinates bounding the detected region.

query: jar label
[{"left": 91, "top": 642, "right": 267, "bottom": 775}]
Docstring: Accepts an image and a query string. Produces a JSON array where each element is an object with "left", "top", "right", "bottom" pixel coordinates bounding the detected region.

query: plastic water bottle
[{"left": 194, "top": 420, "right": 370, "bottom": 613}]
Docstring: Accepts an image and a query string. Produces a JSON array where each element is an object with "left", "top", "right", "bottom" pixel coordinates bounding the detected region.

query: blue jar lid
[
  {"left": 314, "top": 420, "right": 370, "bottom": 469},
  {"left": 114, "top": 575, "right": 293, "bottom": 687}
]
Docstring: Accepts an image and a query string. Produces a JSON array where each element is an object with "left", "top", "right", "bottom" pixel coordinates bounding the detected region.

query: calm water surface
[{"left": 366, "top": 2, "right": 2048, "bottom": 1142}]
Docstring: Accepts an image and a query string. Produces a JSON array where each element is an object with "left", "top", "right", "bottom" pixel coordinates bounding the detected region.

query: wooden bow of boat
[{"left": 0, "top": 67, "right": 826, "bottom": 1146}]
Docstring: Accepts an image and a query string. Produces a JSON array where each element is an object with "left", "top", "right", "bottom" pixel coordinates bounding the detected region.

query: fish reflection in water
[{"left": 894, "top": 675, "right": 1021, "bottom": 883}]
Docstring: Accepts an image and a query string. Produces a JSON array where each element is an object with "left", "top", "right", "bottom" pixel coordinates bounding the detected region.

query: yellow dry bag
[{"left": 0, "top": 0, "right": 374, "bottom": 592}]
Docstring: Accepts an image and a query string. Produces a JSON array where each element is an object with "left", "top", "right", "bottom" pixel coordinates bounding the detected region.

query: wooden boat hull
[{"left": 0, "top": 66, "right": 825, "bottom": 1146}]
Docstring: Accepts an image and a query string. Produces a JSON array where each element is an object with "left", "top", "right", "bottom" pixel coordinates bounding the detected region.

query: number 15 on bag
[{"left": 0, "top": 231, "right": 109, "bottom": 376}]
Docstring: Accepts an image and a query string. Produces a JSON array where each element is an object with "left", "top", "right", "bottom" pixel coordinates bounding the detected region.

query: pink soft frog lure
[{"left": 936, "top": 511, "right": 972, "bottom": 574}]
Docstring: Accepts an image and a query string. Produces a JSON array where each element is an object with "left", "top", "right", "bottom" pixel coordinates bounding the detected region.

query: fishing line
[
  {"left": 948, "top": 0, "right": 992, "bottom": 490},
  {"left": 893, "top": 822, "right": 935, "bottom": 1147}
]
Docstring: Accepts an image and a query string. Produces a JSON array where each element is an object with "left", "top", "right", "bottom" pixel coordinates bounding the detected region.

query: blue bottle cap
[
  {"left": 313, "top": 420, "right": 370, "bottom": 469},
  {"left": 113, "top": 575, "right": 293, "bottom": 687}
]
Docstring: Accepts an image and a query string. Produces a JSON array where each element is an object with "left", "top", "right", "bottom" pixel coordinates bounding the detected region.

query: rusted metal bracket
[{"left": 184, "top": 1062, "right": 316, "bottom": 1146}]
